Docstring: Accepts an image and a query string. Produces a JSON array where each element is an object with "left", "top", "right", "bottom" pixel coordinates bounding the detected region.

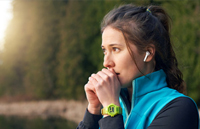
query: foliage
[
  {"left": 163, "top": 0, "right": 200, "bottom": 105},
  {"left": 0, "top": 116, "right": 77, "bottom": 129},
  {"left": 0, "top": 0, "right": 199, "bottom": 106}
]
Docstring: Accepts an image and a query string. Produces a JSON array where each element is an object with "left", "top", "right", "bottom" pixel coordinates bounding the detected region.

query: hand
[
  {"left": 84, "top": 80, "right": 102, "bottom": 115},
  {"left": 89, "top": 68, "right": 121, "bottom": 108}
]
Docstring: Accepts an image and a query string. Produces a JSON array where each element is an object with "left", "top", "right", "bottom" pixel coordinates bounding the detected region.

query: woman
[{"left": 77, "top": 4, "right": 199, "bottom": 129}]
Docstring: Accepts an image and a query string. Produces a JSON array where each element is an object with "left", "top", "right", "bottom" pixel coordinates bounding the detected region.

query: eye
[
  {"left": 113, "top": 47, "right": 120, "bottom": 52},
  {"left": 102, "top": 48, "right": 106, "bottom": 54}
]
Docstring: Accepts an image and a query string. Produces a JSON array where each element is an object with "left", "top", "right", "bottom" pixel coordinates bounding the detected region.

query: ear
[{"left": 144, "top": 44, "right": 155, "bottom": 62}]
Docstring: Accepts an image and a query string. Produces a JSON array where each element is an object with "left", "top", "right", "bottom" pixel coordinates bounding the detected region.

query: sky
[{"left": 0, "top": 0, "right": 13, "bottom": 50}]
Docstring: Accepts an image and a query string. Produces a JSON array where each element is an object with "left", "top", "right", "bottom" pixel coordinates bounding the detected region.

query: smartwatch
[{"left": 101, "top": 103, "right": 122, "bottom": 117}]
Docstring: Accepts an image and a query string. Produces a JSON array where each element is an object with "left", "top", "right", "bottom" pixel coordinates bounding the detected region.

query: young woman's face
[{"left": 102, "top": 26, "right": 145, "bottom": 87}]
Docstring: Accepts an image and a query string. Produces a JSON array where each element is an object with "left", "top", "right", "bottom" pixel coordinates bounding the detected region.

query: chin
[{"left": 119, "top": 79, "right": 132, "bottom": 88}]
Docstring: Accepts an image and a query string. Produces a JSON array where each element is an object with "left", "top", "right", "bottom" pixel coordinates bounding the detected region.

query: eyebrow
[{"left": 101, "top": 43, "right": 123, "bottom": 47}]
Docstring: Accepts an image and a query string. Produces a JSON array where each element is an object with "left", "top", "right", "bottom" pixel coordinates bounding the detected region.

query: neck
[
  {"left": 125, "top": 65, "right": 155, "bottom": 104},
  {"left": 127, "top": 86, "right": 133, "bottom": 103}
]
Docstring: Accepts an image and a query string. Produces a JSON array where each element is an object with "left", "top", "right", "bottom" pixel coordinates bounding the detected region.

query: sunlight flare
[{"left": 0, "top": 0, "right": 13, "bottom": 50}]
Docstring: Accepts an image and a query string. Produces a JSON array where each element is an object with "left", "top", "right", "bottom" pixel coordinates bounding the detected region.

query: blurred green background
[
  {"left": 0, "top": 0, "right": 199, "bottom": 107},
  {"left": 0, "top": 116, "right": 77, "bottom": 129}
]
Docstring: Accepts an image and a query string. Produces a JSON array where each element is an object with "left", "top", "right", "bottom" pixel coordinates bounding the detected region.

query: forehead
[{"left": 102, "top": 27, "right": 126, "bottom": 46}]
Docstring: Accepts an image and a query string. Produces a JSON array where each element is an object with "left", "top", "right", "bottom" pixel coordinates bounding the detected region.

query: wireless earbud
[{"left": 143, "top": 51, "right": 150, "bottom": 62}]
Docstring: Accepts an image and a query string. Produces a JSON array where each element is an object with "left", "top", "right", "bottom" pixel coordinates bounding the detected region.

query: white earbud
[{"left": 143, "top": 51, "right": 150, "bottom": 62}]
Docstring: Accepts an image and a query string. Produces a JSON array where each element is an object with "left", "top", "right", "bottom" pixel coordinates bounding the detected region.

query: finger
[
  {"left": 102, "top": 68, "right": 116, "bottom": 77},
  {"left": 87, "top": 79, "right": 98, "bottom": 93},
  {"left": 90, "top": 75, "right": 107, "bottom": 91},
  {"left": 109, "top": 68, "right": 116, "bottom": 74},
  {"left": 91, "top": 73, "right": 104, "bottom": 83},
  {"left": 89, "top": 76, "right": 99, "bottom": 86},
  {"left": 96, "top": 70, "right": 107, "bottom": 78},
  {"left": 96, "top": 71, "right": 110, "bottom": 81},
  {"left": 85, "top": 81, "right": 95, "bottom": 92}
]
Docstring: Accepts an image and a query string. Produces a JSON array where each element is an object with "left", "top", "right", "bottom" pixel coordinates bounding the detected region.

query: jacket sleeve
[
  {"left": 99, "top": 115, "right": 124, "bottom": 129},
  {"left": 77, "top": 109, "right": 102, "bottom": 129},
  {"left": 147, "top": 97, "right": 199, "bottom": 129},
  {"left": 77, "top": 109, "right": 124, "bottom": 129}
]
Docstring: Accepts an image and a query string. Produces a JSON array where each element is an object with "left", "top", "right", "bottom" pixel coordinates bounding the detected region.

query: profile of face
[{"left": 102, "top": 26, "right": 146, "bottom": 87}]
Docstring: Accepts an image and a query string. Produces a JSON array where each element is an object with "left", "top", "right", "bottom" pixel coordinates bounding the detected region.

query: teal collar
[
  {"left": 131, "top": 69, "right": 168, "bottom": 108},
  {"left": 132, "top": 69, "right": 167, "bottom": 99},
  {"left": 120, "top": 69, "right": 168, "bottom": 113}
]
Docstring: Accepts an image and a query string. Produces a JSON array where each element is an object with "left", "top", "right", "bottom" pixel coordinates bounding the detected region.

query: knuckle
[
  {"left": 99, "top": 79, "right": 104, "bottom": 85},
  {"left": 84, "top": 84, "right": 88, "bottom": 90},
  {"left": 102, "top": 68, "right": 108, "bottom": 73},
  {"left": 110, "top": 73, "right": 115, "bottom": 78},
  {"left": 84, "top": 82, "right": 92, "bottom": 90},
  {"left": 104, "top": 75, "right": 109, "bottom": 81},
  {"left": 95, "top": 80, "right": 104, "bottom": 89},
  {"left": 95, "top": 83, "right": 101, "bottom": 90},
  {"left": 97, "top": 71, "right": 102, "bottom": 74}
]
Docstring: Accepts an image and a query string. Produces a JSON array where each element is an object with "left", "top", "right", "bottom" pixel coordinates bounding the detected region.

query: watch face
[
  {"left": 109, "top": 106, "right": 115, "bottom": 113},
  {"left": 108, "top": 105, "right": 116, "bottom": 116}
]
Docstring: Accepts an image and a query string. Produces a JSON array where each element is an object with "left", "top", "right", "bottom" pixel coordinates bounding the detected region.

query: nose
[{"left": 103, "top": 54, "right": 115, "bottom": 68}]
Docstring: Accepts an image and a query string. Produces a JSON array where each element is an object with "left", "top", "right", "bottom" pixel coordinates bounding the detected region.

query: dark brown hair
[{"left": 101, "top": 4, "right": 186, "bottom": 93}]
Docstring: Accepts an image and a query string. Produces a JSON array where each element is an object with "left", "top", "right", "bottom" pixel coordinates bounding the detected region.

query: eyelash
[
  {"left": 113, "top": 47, "right": 120, "bottom": 52},
  {"left": 102, "top": 47, "right": 120, "bottom": 54},
  {"left": 102, "top": 48, "right": 106, "bottom": 54}
]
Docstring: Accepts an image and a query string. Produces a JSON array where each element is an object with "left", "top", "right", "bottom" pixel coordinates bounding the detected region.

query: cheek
[
  {"left": 117, "top": 58, "right": 140, "bottom": 85},
  {"left": 115, "top": 50, "right": 142, "bottom": 86},
  {"left": 121, "top": 67, "right": 140, "bottom": 85}
]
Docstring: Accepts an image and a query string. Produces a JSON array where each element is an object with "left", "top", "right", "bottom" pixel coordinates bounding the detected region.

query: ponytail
[{"left": 148, "top": 5, "right": 186, "bottom": 94}]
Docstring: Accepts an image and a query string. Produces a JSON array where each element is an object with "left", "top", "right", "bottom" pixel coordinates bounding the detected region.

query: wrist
[
  {"left": 88, "top": 104, "right": 102, "bottom": 115},
  {"left": 103, "top": 101, "right": 120, "bottom": 108}
]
